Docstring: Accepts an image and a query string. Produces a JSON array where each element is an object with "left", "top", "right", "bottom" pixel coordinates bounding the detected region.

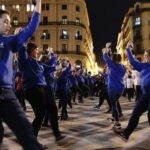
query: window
[
  {"left": 62, "top": 44, "right": 68, "bottom": 53},
  {"left": 43, "top": 44, "right": 49, "bottom": 50},
  {"left": 135, "top": 17, "right": 141, "bottom": 26},
  {"left": 136, "top": 44, "right": 142, "bottom": 54},
  {"left": 61, "top": 29, "right": 69, "bottom": 39},
  {"left": 75, "top": 31, "right": 82, "bottom": 40},
  {"left": 76, "top": 45, "right": 80, "bottom": 53},
  {"left": 62, "top": 5, "right": 67, "bottom": 10},
  {"left": 42, "top": 3, "right": 49, "bottom": 11},
  {"left": 76, "top": 31, "right": 80, "bottom": 38},
  {"left": 41, "top": 30, "right": 50, "bottom": 40},
  {"left": 62, "top": 16, "right": 67, "bottom": 24},
  {"left": 43, "top": 16, "right": 48, "bottom": 25},
  {"left": 12, "top": 5, "right": 20, "bottom": 11},
  {"left": 134, "top": 28, "right": 141, "bottom": 39},
  {"left": 76, "top": 6, "right": 80, "bottom": 12},
  {"left": 0, "top": 5, "right": 5, "bottom": 10},
  {"left": 76, "top": 17, "right": 80, "bottom": 24},
  {"left": 26, "top": 4, "right": 34, "bottom": 12},
  {"left": 13, "top": 17, "right": 18, "bottom": 25}
]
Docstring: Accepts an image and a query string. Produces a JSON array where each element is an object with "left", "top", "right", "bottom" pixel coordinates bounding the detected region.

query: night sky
[{"left": 85, "top": 0, "right": 134, "bottom": 66}]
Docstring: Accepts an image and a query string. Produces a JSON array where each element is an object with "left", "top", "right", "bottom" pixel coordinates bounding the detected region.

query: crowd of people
[{"left": 0, "top": 0, "right": 150, "bottom": 149}]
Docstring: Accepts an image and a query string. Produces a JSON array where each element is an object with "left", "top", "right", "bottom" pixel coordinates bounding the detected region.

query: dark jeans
[
  {"left": 72, "top": 86, "right": 83, "bottom": 102},
  {"left": 0, "top": 88, "right": 42, "bottom": 150},
  {"left": 57, "top": 90, "right": 68, "bottom": 117},
  {"left": 135, "top": 85, "right": 142, "bottom": 101},
  {"left": 45, "top": 86, "right": 60, "bottom": 137},
  {"left": 109, "top": 92, "right": 123, "bottom": 121},
  {"left": 124, "top": 94, "right": 150, "bottom": 137},
  {"left": 25, "top": 86, "right": 60, "bottom": 138},
  {"left": 25, "top": 87, "right": 46, "bottom": 137},
  {"left": 127, "top": 88, "right": 134, "bottom": 101},
  {"left": 98, "top": 87, "right": 111, "bottom": 110}
]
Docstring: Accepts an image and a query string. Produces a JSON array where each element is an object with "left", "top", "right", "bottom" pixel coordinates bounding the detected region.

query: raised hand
[
  {"left": 14, "top": 27, "right": 23, "bottom": 35},
  {"left": 106, "top": 42, "right": 112, "bottom": 48},
  {"left": 127, "top": 41, "right": 134, "bottom": 49}
]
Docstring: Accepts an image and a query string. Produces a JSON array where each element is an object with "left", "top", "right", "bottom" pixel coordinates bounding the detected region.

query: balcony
[
  {"left": 60, "top": 35, "right": 69, "bottom": 39},
  {"left": 75, "top": 35, "right": 82, "bottom": 40},
  {"left": 13, "top": 21, "right": 86, "bottom": 29},
  {"left": 55, "top": 51, "right": 87, "bottom": 56}
]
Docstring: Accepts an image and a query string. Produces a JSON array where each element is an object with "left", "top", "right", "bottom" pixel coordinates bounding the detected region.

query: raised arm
[
  {"left": 126, "top": 41, "right": 144, "bottom": 72},
  {"left": 7, "top": 0, "right": 41, "bottom": 51}
]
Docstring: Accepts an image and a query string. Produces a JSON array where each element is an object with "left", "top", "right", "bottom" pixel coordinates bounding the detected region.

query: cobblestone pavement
[{"left": 1, "top": 96, "right": 150, "bottom": 150}]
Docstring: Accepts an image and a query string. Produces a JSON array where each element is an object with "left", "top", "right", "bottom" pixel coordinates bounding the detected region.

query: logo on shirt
[{"left": 0, "top": 42, "right": 4, "bottom": 48}]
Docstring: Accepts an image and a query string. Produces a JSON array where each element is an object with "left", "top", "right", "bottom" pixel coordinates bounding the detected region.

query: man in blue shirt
[{"left": 0, "top": 0, "right": 43, "bottom": 149}]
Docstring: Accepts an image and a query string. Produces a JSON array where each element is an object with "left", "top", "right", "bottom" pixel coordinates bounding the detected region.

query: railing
[
  {"left": 12, "top": 21, "right": 86, "bottom": 29},
  {"left": 55, "top": 51, "right": 87, "bottom": 56}
]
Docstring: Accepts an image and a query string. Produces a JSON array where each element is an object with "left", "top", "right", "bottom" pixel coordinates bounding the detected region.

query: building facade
[
  {"left": 116, "top": 0, "right": 150, "bottom": 65},
  {"left": 0, "top": 0, "right": 98, "bottom": 74}
]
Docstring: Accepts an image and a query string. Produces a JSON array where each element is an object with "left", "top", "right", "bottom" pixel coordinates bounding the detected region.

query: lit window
[
  {"left": 13, "top": 17, "right": 18, "bottom": 25},
  {"left": 62, "top": 29, "right": 68, "bottom": 36},
  {"left": 62, "top": 16, "right": 67, "bottom": 24},
  {"left": 76, "top": 17, "right": 80, "bottom": 24},
  {"left": 26, "top": 4, "right": 34, "bottom": 12},
  {"left": 76, "top": 31, "right": 80, "bottom": 37},
  {"left": 0, "top": 5, "right": 6, "bottom": 10},
  {"left": 12, "top": 5, "right": 20, "bottom": 11},
  {"left": 41, "top": 30, "right": 50, "bottom": 40},
  {"left": 135, "top": 17, "right": 141, "bottom": 26}
]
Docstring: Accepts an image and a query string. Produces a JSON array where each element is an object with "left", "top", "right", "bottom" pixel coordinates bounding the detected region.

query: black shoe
[
  {"left": 56, "top": 134, "right": 66, "bottom": 141},
  {"left": 113, "top": 122, "right": 121, "bottom": 129},
  {"left": 113, "top": 128, "right": 128, "bottom": 142},
  {"left": 61, "top": 114, "right": 68, "bottom": 120}
]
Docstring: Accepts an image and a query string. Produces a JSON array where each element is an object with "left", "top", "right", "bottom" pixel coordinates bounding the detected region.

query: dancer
[
  {"left": 0, "top": 0, "right": 44, "bottom": 149},
  {"left": 113, "top": 41, "right": 150, "bottom": 141},
  {"left": 102, "top": 42, "right": 126, "bottom": 129}
]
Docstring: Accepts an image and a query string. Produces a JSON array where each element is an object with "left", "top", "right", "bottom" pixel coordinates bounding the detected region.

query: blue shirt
[
  {"left": 103, "top": 53, "right": 126, "bottom": 94},
  {"left": 0, "top": 12, "right": 40, "bottom": 88},
  {"left": 126, "top": 48, "right": 150, "bottom": 94}
]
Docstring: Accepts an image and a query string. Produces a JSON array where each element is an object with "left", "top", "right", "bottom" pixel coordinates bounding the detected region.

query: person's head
[
  {"left": 27, "top": 42, "right": 39, "bottom": 58},
  {"left": 144, "top": 49, "right": 150, "bottom": 63},
  {"left": 112, "top": 53, "right": 122, "bottom": 64},
  {"left": 0, "top": 9, "right": 11, "bottom": 35}
]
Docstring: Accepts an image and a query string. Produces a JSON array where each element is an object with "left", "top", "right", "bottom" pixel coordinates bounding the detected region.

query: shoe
[
  {"left": 56, "top": 134, "right": 66, "bottom": 141},
  {"left": 93, "top": 105, "right": 100, "bottom": 110},
  {"left": 113, "top": 122, "right": 121, "bottom": 129},
  {"left": 107, "top": 117, "right": 115, "bottom": 123},
  {"left": 113, "top": 128, "right": 128, "bottom": 142},
  {"left": 61, "top": 114, "right": 68, "bottom": 120}
]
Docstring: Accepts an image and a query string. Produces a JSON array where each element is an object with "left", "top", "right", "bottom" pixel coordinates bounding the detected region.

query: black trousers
[
  {"left": 98, "top": 88, "right": 111, "bottom": 110},
  {"left": 124, "top": 94, "right": 150, "bottom": 137},
  {"left": 25, "top": 86, "right": 60, "bottom": 138},
  {"left": 0, "top": 88, "right": 42, "bottom": 149}
]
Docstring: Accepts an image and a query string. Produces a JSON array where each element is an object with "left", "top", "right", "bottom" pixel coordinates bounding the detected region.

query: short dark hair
[
  {"left": 0, "top": 9, "right": 9, "bottom": 18},
  {"left": 27, "top": 42, "right": 37, "bottom": 55},
  {"left": 112, "top": 53, "right": 122, "bottom": 64}
]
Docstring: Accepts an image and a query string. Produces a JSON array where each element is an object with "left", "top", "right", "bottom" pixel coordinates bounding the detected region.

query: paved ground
[{"left": 1, "top": 96, "right": 150, "bottom": 150}]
